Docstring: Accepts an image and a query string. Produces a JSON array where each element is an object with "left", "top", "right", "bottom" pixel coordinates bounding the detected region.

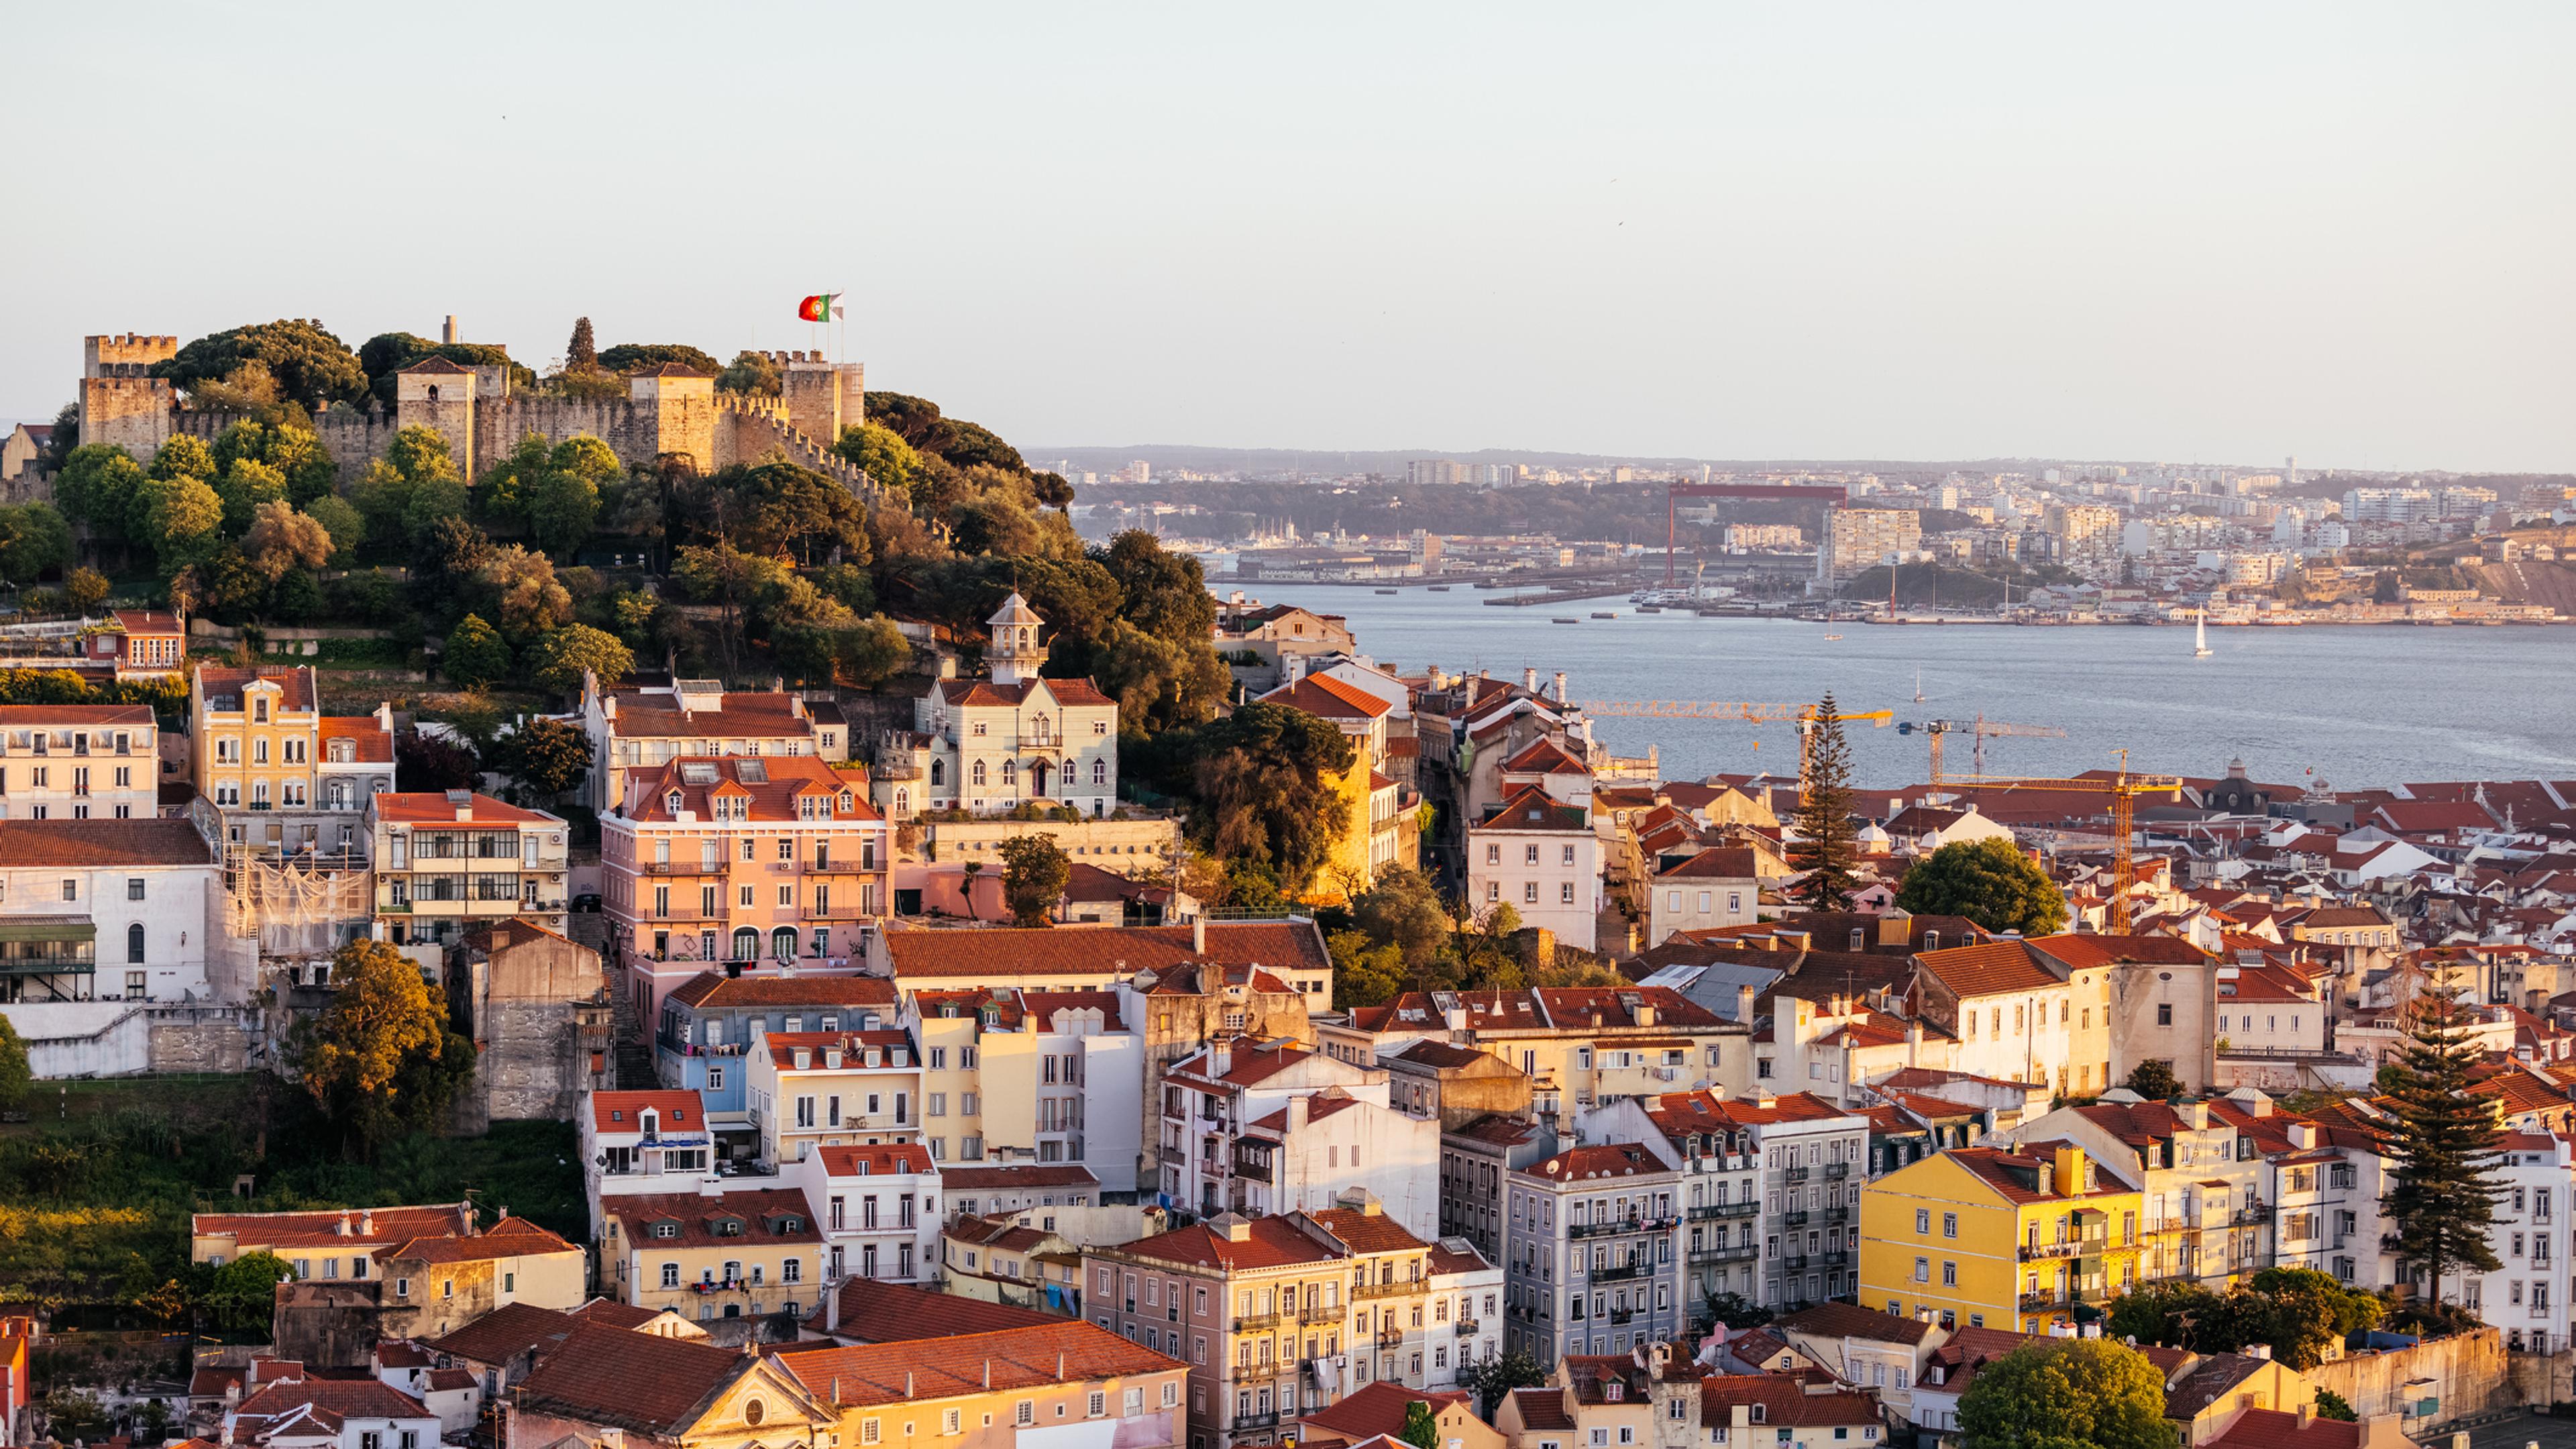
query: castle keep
[{"left": 77, "top": 333, "right": 873, "bottom": 492}]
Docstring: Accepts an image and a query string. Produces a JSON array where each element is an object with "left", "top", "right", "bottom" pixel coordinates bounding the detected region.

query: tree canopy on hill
[
  {"left": 155, "top": 320, "right": 370, "bottom": 413},
  {"left": 597, "top": 342, "right": 724, "bottom": 376},
  {"left": 357, "top": 333, "right": 537, "bottom": 405}
]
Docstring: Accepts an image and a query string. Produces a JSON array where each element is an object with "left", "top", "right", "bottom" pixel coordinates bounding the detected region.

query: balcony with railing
[
  {"left": 1825, "top": 1162, "right": 1850, "bottom": 1179},
  {"left": 1784, "top": 1166, "right": 1811, "bottom": 1183},
  {"left": 1232, "top": 1312, "right": 1281, "bottom": 1333},
  {"left": 1570, "top": 1216, "right": 1673, "bottom": 1240},
  {"left": 1688, "top": 1242, "right": 1758, "bottom": 1264},
  {"left": 1588, "top": 1262, "right": 1642, "bottom": 1283}
]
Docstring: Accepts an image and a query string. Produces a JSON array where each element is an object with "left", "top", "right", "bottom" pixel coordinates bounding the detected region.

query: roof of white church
[{"left": 988, "top": 592, "right": 1044, "bottom": 626}]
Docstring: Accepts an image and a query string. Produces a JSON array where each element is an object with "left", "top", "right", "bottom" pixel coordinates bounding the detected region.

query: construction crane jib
[
  {"left": 1938, "top": 763, "right": 2183, "bottom": 932},
  {"left": 1579, "top": 700, "right": 1893, "bottom": 802}
]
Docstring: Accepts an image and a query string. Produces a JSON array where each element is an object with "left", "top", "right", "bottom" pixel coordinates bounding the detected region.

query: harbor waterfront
[{"left": 1244, "top": 580, "right": 2576, "bottom": 789}]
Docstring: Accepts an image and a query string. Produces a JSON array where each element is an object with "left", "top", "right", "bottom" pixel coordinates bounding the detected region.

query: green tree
[
  {"left": 204, "top": 1250, "right": 297, "bottom": 1333},
  {"left": 492, "top": 717, "right": 590, "bottom": 801},
  {"left": 596, "top": 342, "right": 722, "bottom": 376},
  {"left": 775, "top": 614, "right": 910, "bottom": 688},
  {"left": 472, "top": 545, "right": 573, "bottom": 641},
  {"left": 213, "top": 457, "right": 289, "bottom": 535},
  {"left": 2313, "top": 1390, "right": 2356, "bottom": 1422},
  {"left": 1463, "top": 1350, "right": 1547, "bottom": 1417},
  {"left": 156, "top": 320, "right": 369, "bottom": 412},
  {"left": 1786, "top": 694, "right": 1860, "bottom": 912},
  {"left": 2123, "top": 1060, "right": 2184, "bottom": 1099},
  {"left": 62, "top": 566, "right": 110, "bottom": 614},
  {"left": 719, "top": 350, "right": 782, "bottom": 396},
  {"left": 566, "top": 317, "right": 598, "bottom": 371},
  {"left": 0, "top": 1012, "right": 30, "bottom": 1112},
  {"left": 1956, "top": 1338, "right": 2171, "bottom": 1449},
  {"left": 837, "top": 422, "right": 924, "bottom": 495},
  {"left": 146, "top": 476, "right": 226, "bottom": 572},
  {"left": 305, "top": 494, "right": 365, "bottom": 559},
  {"left": 356, "top": 335, "right": 532, "bottom": 408},
  {"left": 443, "top": 614, "right": 512, "bottom": 688},
  {"left": 239, "top": 501, "right": 333, "bottom": 584},
  {"left": 1895, "top": 837, "right": 2069, "bottom": 935},
  {"left": 2383, "top": 989, "right": 2504, "bottom": 1310},
  {"left": 998, "top": 834, "right": 1071, "bottom": 928},
  {"left": 403, "top": 472, "right": 471, "bottom": 546},
  {"left": 1187, "top": 701, "right": 1354, "bottom": 895},
  {"left": 295, "top": 938, "right": 473, "bottom": 1157},
  {"left": 55, "top": 444, "right": 149, "bottom": 550},
  {"left": 41, "top": 1389, "right": 113, "bottom": 1441},
  {"left": 1348, "top": 867, "right": 1452, "bottom": 971},
  {"left": 2246, "top": 1267, "right": 2383, "bottom": 1368},
  {"left": 1399, "top": 1401, "right": 1438, "bottom": 1449},
  {"left": 1328, "top": 929, "right": 1408, "bottom": 1010},
  {"left": 0, "top": 503, "right": 72, "bottom": 590},
  {"left": 526, "top": 436, "right": 614, "bottom": 555},
  {"left": 527, "top": 623, "right": 635, "bottom": 696}
]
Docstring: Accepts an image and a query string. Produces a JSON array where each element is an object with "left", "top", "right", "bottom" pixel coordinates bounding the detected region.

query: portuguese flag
[{"left": 797, "top": 293, "right": 843, "bottom": 323}]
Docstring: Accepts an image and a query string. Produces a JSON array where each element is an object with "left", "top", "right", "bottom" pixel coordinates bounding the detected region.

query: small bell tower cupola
[{"left": 986, "top": 592, "right": 1049, "bottom": 686}]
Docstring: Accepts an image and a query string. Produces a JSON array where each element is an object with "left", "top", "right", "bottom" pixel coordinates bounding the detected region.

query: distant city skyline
[{"left": 2, "top": 5, "right": 2569, "bottom": 471}]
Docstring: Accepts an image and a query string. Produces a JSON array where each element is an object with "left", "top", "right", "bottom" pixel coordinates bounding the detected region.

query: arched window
[
  {"left": 894, "top": 788, "right": 910, "bottom": 814},
  {"left": 731, "top": 927, "right": 759, "bottom": 961},
  {"left": 971, "top": 760, "right": 986, "bottom": 786},
  {"left": 127, "top": 922, "right": 146, "bottom": 964},
  {"left": 1001, "top": 759, "right": 1016, "bottom": 786},
  {"left": 1092, "top": 759, "right": 1108, "bottom": 786},
  {"left": 930, "top": 759, "right": 946, "bottom": 786}
]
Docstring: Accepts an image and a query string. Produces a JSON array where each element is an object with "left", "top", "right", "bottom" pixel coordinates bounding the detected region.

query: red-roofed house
[
  {"left": 745, "top": 1030, "right": 924, "bottom": 1165},
  {"left": 365, "top": 790, "right": 570, "bottom": 969},
  {"left": 1646, "top": 846, "right": 1762, "bottom": 945},
  {"left": 87, "top": 608, "right": 186, "bottom": 678},
  {"left": 1468, "top": 784, "right": 1603, "bottom": 951},
  {"left": 580, "top": 676, "right": 848, "bottom": 812},
  {"left": 601, "top": 752, "right": 888, "bottom": 1040},
  {"left": 1159, "top": 1036, "right": 1437, "bottom": 1237},
  {"left": 769, "top": 1320, "right": 1184, "bottom": 1449},
  {"left": 792, "top": 1140, "right": 943, "bottom": 1288},
  {"left": 1260, "top": 669, "right": 1417, "bottom": 904},
  {"left": 904, "top": 985, "right": 1148, "bottom": 1195},
  {"left": 223, "top": 1373, "right": 441, "bottom": 1449},
  {"left": 582, "top": 1089, "right": 718, "bottom": 1237},
  {"left": 0, "top": 702, "right": 162, "bottom": 821},
  {"left": 891, "top": 594, "right": 1120, "bottom": 819}
]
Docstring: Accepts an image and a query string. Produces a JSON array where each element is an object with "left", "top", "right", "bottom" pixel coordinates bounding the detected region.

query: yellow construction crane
[
  {"left": 1937, "top": 755, "right": 2182, "bottom": 932},
  {"left": 1897, "top": 714, "right": 2069, "bottom": 784},
  {"left": 1579, "top": 700, "right": 1893, "bottom": 802}
]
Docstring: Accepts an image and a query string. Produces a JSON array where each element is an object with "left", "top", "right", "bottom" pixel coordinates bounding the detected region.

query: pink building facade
[{"left": 601, "top": 753, "right": 891, "bottom": 1041}]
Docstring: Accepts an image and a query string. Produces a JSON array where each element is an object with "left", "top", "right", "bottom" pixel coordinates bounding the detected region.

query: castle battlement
[{"left": 85, "top": 333, "right": 179, "bottom": 377}]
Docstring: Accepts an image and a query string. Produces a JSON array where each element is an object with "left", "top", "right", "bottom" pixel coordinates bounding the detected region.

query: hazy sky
[{"left": 5, "top": 4, "right": 2571, "bottom": 470}]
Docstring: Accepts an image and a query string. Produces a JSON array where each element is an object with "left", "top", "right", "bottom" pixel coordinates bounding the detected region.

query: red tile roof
[
  {"left": 603, "top": 690, "right": 816, "bottom": 739},
  {"left": 1506, "top": 1387, "right": 1573, "bottom": 1431},
  {"left": 1261, "top": 674, "right": 1393, "bottom": 720},
  {"left": 1501, "top": 737, "right": 1589, "bottom": 775},
  {"left": 0, "top": 703, "right": 155, "bottom": 726},
  {"left": 195, "top": 664, "right": 317, "bottom": 711},
  {"left": 2208, "top": 1408, "right": 2365, "bottom": 1449},
  {"left": 1657, "top": 847, "right": 1760, "bottom": 879},
  {"left": 760, "top": 1028, "right": 914, "bottom": 1069},
  {"left": 192, "top": 1203, "right": 473, "bottom": 1252},
  {"left": 773, "top": 1322, "right": 1179, "bottom": 1407},
  {"left": 372, "top": 791, "right": 555, "bottom": 825},
  {"left": 233, "top": 1377, "right": 431, "bottom": 1424},
  {"left": 419, "top": 1302, "right": 583, "bottom": 1367},
  {"left": 590, "top": 1090, "right": 704, "bottom": 1134},
  {"left": 623, "top": 753, "right": 878, "bottom": 824},
  {"left": 603, "top": 1189, "right": 820, "bottom": 1250},
  {"left": 664, "top": 972, "right": 898, "bottom": 1010},
  {"left": 930, "top": 676, "right": 1115, "bottom": 708},
  {"left": 1298, "top": 1383, "right": 1471, "bottom": 1442},
  {"left": 513, "top": 1323, "right": 762, "bottom": 1434},
  {"left": 936, "top": 1164, "right": 1102, "bottom": 1192},
  {"left": 375, "top": 1216, "right": 576, "bottom": 1265},
  {"left": 815, "top": 1142, "right": 936, "bottom": 1177},
  {"left": 0, "top": 818, "right": 214, "bottom": 867},
  {"left": 1917, "top": 938, "right": 2062, "bottom": 998},
  {"left": 887, "top": 922, "right": 1328, "bottom": 979},
  {"left": 319, "top": 717, "right": 394, "bottom": 763},
  {"left": 806, "top": 1277, "right": 1063, "bottom": 1340},
  {"left": 1523, "top": 1142, "right": 1672, "bottom": 1183}
]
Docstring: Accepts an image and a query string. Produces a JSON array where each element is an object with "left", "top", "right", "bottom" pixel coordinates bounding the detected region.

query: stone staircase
[{"left": 608, "top": 977, "right": 656, "bottom": 1090}]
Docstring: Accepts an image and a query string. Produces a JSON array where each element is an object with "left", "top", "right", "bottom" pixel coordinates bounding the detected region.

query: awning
[{"left": 0, "top": 920, "right": 95, "bottom": 944}]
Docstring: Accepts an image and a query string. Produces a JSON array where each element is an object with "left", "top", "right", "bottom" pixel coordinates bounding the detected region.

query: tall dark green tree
[
  {"left": 566, "top": 317, "right": 598, "bottom": 370},
  {"left": 2383, "top": 987, "right": 2504, "bottom": 1307},
  {"left": 1786, "top": 693, "right": 1860, "bottom": 911}
]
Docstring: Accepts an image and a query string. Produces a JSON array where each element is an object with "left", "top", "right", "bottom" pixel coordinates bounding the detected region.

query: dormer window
[
  {"left": 665, "top": 792, "right": 684, "bottom": 814},
  {"left": 328, "top": 739, "right": 354, "bottom": 763},
  {"left": 653, "top": 1222, "right": 678, "bottom": 1239}
]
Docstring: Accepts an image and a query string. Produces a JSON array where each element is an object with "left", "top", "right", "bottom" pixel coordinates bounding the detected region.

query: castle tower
[
  {"left": 394, "top": 356, "right": 478, "bottom": 480},
  {"left": 779, "top": 351, "right": 845, "bottom": 445},
  {"left": 80, "top": 333, "right": 178, "bottom": 461},
  {"left": 986, "top": 592, "right": 1048, "bottom": 686},
  {"left": 628, "top": 363, "right": 716, "bottom": 473}
]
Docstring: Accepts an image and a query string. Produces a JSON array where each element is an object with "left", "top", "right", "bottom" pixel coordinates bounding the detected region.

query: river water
[{"left": 1241, "top": 583, "right": 2576, "bottom": 791}]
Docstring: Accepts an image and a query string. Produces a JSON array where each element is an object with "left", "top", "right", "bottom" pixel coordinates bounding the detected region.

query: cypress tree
[
  {"left": 1787, "top": 691, "right": 1860, "bottom": 911},
  {"left": 2383, "top": 987, "right": 2503, "bottom": 1309},
  {"left": 566, "top": 317, "right": 598, "bottom": 372}
]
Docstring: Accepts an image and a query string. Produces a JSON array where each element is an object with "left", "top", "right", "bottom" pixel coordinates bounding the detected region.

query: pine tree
[
  {"left": 566, "top": 317, "right": 598, "bottom": 372},
  {"left": 2383, "top": 987, "right": 2503, "bottom": 1309},
  {"left": 1787, "top": 692, "right": 1860, "bottom": 911}
]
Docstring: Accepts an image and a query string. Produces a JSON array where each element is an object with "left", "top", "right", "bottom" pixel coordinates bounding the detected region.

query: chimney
[
  {"left": 1553, "top": 671, "right": 1568, "bottom": 704},
  {"left": 441, "top": 315, "right": 459, "bottom": 344},
  {"left": 1523, "top": 667, "right": 1539, "bottom": 692},
  {"left": 360, "top": 1211, "right": 374, "bottom": 1236},
  {"left": 2186, "top": 1101, "right": 2210, "bottom": 1130},
  {"left": 336, "top": 1211, "right": 352, "bottom": 1237},
  {"left": 2296, "top": 1405, "right": 2312, "bottom": 1430},
  {"left": 1736, "top": 984, "right": 1757, "bottom": 1024},
  {"left": 1287, "top": 1096, "right": 1309, "bottom": 1133},
  {"left": 1193, "top": 916, "right": 1206, "bottom": 954},
  {"left": 1446, "top": 1004, "right": 1467, "bottom": 1034},
  {"left": 825, "top": 1282, "right": 842, "bottom": 1334},
  {"left": 1636, "top": 1002, "right": 1655, "bottom": 1028},
  {"left": 2053, "top": 1146, "right": 2087, "bottom": 1198},
  {"left": 1212, "top": 1042, "right": 1232, "bottom": 1079}
]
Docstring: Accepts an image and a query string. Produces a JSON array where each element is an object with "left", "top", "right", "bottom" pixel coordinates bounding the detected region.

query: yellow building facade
[{"left": 1858, "top": 1143, "right": 2141, "bottom": 1336}]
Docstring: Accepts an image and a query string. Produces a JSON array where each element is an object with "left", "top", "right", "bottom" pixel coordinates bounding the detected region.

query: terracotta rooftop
[
  {"left": 930, "top": 676, "right": 1115, "bottom": 709},
  {"left": 514, "top": 1323, "right": 759, "bottom": 1434},
  {"left": 804, "top": 1277, "right": 1061, "bottom": 1342},
  {"left": 0, "top": 818, "right": 215, "bottom": 867},
  {"left": 887, "top": 921, "right": 1327, "bottom": 980},
  {"left": 590, "top": 1090, "right": 706, "bottom": 1134},
  {"left": 772, "top": 1321, "right": 1179, "bottom": 1408},
  {"left": 664, "top": 972, "right": 898, "bottom": 1011},
  {"left": 372, "top": 791, "right": 556, "bottom": 825}
]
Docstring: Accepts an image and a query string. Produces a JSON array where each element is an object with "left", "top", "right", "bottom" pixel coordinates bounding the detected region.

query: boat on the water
[
  {"left": 1552, "top": 616, "right": 1580, "bottom": 624},
  {"left": 1428, "top": 585, "right": 1450, "bottom": 592},
  {"left": 2194, "top": 610, "right": 2214, "bottom": 657},
  {"left": 1635, "top": 605, "right": 1661, "bottom": 613},
  {"left": 1591, "top": 610, "right": 1616, "bottom": 619},
  {"left": 1375, "top": 588, "right": 1397, "bottom": 594}
]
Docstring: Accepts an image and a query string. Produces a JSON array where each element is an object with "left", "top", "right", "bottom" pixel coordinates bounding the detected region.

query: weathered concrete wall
[
  {"left": 0, "top": 1001, "right": 259, "bottom": 1077},
  {"left": 447, "top": 928, "right": 610, "bottom": 1124},
  {"left": 2306, "top": 1327, "right": 2512, "bottom": 1422}
]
